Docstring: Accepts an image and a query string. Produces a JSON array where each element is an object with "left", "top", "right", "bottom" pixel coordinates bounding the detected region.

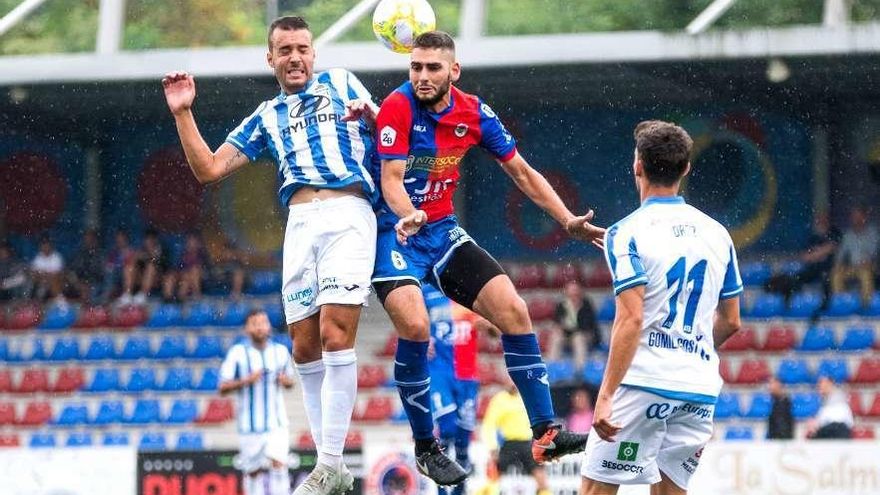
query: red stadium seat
[
  {"left": 478, "top": 362, "right": 502, "bottom": 385},
  {"left": 584, "top": 264, "right": 612, "bottom": 289},
  {"left": 111, "top": 305, "right": 147, "bottom": 328},
  {"left": 548, "top": 263, "right": 584, "bottom": 288},
  {"left": 477, "top": 333, "right": 502, "bottom": 354},
  {"left": 719, "top": 359, "right": 734, "bottom": 383},
  {"left": 527, "top": 297, "right": 556, "bottom": 322},
  {"left": 296, "top": 431, "right": 315, "bottom": 449},
  {"left": 866, "top": 393, "right": 880, "bottom": 418},
  {"left": 198, "top": 399, "right": 234, "bottom": 424},
  {"left": 357, "top": 365, "right": 387, "bottom": 389},
  {"left": 356, "top": 396, "right": 394, "bottom": 422},
  {"left": 734, "top": 359, "right": 771, "bottom": 384},
  {"left": 852, "top": 425, "right": 876, "bottom": 440},
  {"left": 4, "top": 305, "right": 40, "bottom": 331},
  {"left": 536, "top": 327, "right": 553, "bottom": 353},
  {"left": 850, "top": 359, "right": 880, "bottom": 384},
  {"left": 0, "top": 402, "right": 16, "bottom": 425},
  {"left": 761, "top": 326, "right": 796, "bottom": 352},
  {"left": 719, "top": 326, "right": 757, "bottom": 352},
  {"left": 0, "top": 433, "right": 19, "bottom": 448},
  {"left": 16, "top": 401, "right": 52, "bottom": 426},
  {"left": 0, "top": 369, "right": 12, "bottom": 393},
  {"left": 51, "top": 368, "right": 85, "bottom": 394},
  {"left": 74, "top": 306, "right": 110, "bottom": 330},
  {"left": 345, "top": 430, "right": 363, "bottom": 448},
  {"left": 14, "top": 369, "right": 50, "bottom": 394},
  {"left": 849, "top": 391, "right": 865, "bottom": 417},
  {"left": 377, "top": 331, "right": 397, "bottom": 358},
  {"left": 512, "top": 264, "right": 546, "bottom": 290}
]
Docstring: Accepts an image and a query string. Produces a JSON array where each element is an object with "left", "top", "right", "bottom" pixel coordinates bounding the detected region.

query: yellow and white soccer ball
[{"left": 372, "top": 0, "right": 436, "bottom": 54}]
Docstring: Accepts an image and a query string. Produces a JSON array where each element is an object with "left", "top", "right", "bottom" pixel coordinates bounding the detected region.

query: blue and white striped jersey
[
  {"left": 225, "top": 68, "right": 379, "bottom": 207},
  {"left": 219, "top": 341, "right": 294, "bottom": 434},
  {"left": 604, "top": 196, "right": 742, "bottom": 402}
]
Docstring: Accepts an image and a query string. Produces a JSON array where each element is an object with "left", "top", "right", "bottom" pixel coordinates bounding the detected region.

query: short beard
[{"left": 415, "top": 78, "right": 451, "bottom": 107}]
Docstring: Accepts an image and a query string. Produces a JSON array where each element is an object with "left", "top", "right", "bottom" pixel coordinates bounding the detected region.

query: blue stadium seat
[
  {"left": 158, "top": 368, "right": 193, "bottom": 393},
  {"left": 582, "top": 360, "right": 606, "bottom": 386},
  {"left": 778, "top": 260, "right": 804, "bottom": 276},
  {"left": 777, "top": 359, "right": 814, "bottom": 385},
  {"left": 274, "top": 333, "right": 293, "bottom": 353},
  {"left": 746, "top": 293, "right": 784, "bottom": 318},
  {"left": 92, "top": 400, "right": 125, "bottom": 425},
  {"left": 861, "top": 292, "right": 880, "bottom": 317},
  {"left": 39, "top": 304, "right": 77, "bottom": 331},
  {"left": 66, "top": 431, "right": 93, "bottom": 447},
  {"left": 218, "top": 302, "right": 248, "bottom": 327},
  {"left": 799, "top": 327, "right": 836, "bottom": 351},
  {"left": 817, "top": 358, "right": 849, "bottom": 383},
  {"left": 145, "top": 304, "right": 182, "bottom": 329},
  {"left": 263, "top": 303, "right": 284, "bottom": 329},
  {"left": 102, "top": 431, "right": 130, "bottom": 446},
  {"left": 0, "top": 339, "right": 7, "bottom": 361},
  {"left": 785, "top": 292, "right": 823, "bottom": 319},
  {"left": 823, "top": 292, "right": 861, "bottom": 317},
  {"left": 118, "top": 336, "right": 152, "bottom": 361},
  {"left": 713, "top": 393, "right": 741, "bottom": 419},
  {"left": 176, "top": 431, "right": 204, "bottom": 451},
  {"left": 247, "top": 271, "right": 282, "bottom": 295},
  {"left": 139, "top": 432, "right": 167, "bottom": 451},
  {"left": 792, "top": 392, "right": 821, "bottom": 419},
  {"left": 166, "top": 399, "right": 198, "bottom": 424},
  {"left": 127, "top": 399, "right": 161, "bottom": 425},
  {"left": 195, "top": 368, "right": 219, "bottom": 392},
  {"left": 724, "top": 426, "right": 754, "bottom": 441},
  {"left": 598, "top": 297, "right": 615, "bottom": 323},
  {"left": 188, "top": 335, "right": 224, "bottom": 359},
  {"left": 29, "top": 432, "right": 57, "bottom": 448},
  {"left": 28, "top": 338, "right": 47, "bottom": 361},
  {"left": 740, "top": 262, "right": 771, "bottom": 287},
  {"left": 840, "top": 327, "right": 875, "bottom": 351},
  {"left": 54, "top": 404, "right": 89, "bottom": 427},
  {"left": 82, "top": 336, "right": 115, "bottom": 361},
  {"left": 48, "top": 337, "right": 80, "bottom": 362},
  {"left": 154, "top": 334, "right": 187, "bottom": 359},
  {"left": 546, "top": 361, "right": 574, "bottom": 383},
  {"left": 84, "top": 368, "right": 121, "bottom": 393},
  {"left": 743, "top": 393, "right": 772, "bottom": 419},
  {"left": 184, "top": 302, "right": 217, "bottom": 327},
  {"left": 124, "top": 368, "right": 157, "bottom": 393}
]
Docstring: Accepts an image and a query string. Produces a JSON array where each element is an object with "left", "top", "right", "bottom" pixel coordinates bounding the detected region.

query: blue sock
[
  {"left": 501, "top": 333, "right": 555, "bottom": 427},
  {"left": 454, "top": 427, "right": 471, "bottom": 465},
  {"left": 394, "top": 338, "right": 434, "bottom": 441}
]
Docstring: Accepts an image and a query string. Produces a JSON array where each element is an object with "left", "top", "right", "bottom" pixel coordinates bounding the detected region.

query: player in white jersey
[
  {"left": 580, "top": 121, "right": 743, "bottom": 495},
  {"left": 163, "top": 16, "right": 377, "bottom": 495},
  {"left": 220, "top": 309, "right": 296, "bottom": 495}
]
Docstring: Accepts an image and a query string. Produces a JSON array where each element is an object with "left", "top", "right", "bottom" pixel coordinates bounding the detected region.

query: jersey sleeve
[
  {"left": 720, "top": 243, "right": 744, "bottom": 299},
  {"left": 225, "top": 102, "right": 268, "bottom": 161},
  {"left": 219, "top": 345, "right": 241, "bottom": 382},
  {"left": 376, "top": 91, "right": 412, "bottom": 160},
  {"left": 477, "top": 99, "right": 517, "bottom": 162},
  {"left": 345, "top": 70, "right": 380, "bottom": 115},
  {"left": 604, "top": 223, "right": 648, "bottom": 295}
]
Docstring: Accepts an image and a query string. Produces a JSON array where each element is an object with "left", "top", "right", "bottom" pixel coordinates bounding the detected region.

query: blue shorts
[
  {"left": 429, "top": 367, "right": 479, "bottom": 432},
  {"left": 372, "top": 214, "right": 472, "bottom": 287}
]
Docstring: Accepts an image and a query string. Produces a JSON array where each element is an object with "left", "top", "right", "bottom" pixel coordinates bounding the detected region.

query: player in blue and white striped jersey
[
  {"left": 220, "top": 309, "right": 295, "bottom": 495},
  {"left": 163, "top": 15, "right": 377, "bottom": 495}
]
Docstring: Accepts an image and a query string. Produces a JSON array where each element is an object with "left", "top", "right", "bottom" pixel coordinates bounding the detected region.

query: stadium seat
[
  {"left": 218, "top": 302, "right": 248, "bottom": 327},
  {"left": 17, "top": 401, "right": 52, "bottom": 426},
  {"left": 527, "top": 297, "right": 556, "bottom": 322},
  {"left": 145, "top": 304, "right": 182, "bottom": 328},
  {"left": 139, "top": 432, "right": 167, "bottom": 451},
  {"left": 356, "top": 396, "right": 394, "bottom": 422},
  {"left": 154, "top": 334, "right": 187, "bottom": 359},
  {"left": 0, "top": 339, "right": 7, "bottom": 361},
  {"left": 747, "top": 293, "right": 785, "bottom": 318},
  {"left": 719, "top": 359, "right": 734, "bottom": 383},
  {"left": 184, "top": 302, "right": 217, "bottom": 327},
  {"left": 740, "top": 262, "right": 771, "bottom": 287},
  {"left": 547, "top": 360, "right": 575, "bottom": 383},
  {"left": 39, "top": 304, "right": 77, "bottom": 331},
  {"left": 73, "top": 305, "right": 110, "bottom": 329},
  {"left": 127, "top": 399, "right": 161, "bottom": 425},
  {"left": 48, "top": 337, "right": 80, "bottom": 361},
  {"left": 166, "top": 399, "right": 198, "bottom": 424},
  {"left": 597, "top": 297, "right": 615, "bottom": 323},
  {"left": 0, "top": 370, "right": 12, "bottom": 393},
  {"left": 784, "top": 291, "right": 823, "bottom": 319},
  {"left": 478, "top": 362, "right": 502, "bottom": 385},
  {"left": 761, "top": 326, "right": 797, "bottom": 352},
  {"left": 549, "top": 263, "right": 583, "bottom": 288},
  {"left": 92, "top": 400, "right": 125, "bottom": 425},
  {"left": 861, "top": 292, "right": 880, "bottom": 317},
  {"left": 176, "top": 431, "right": 204, "bottom": 450},
  {"left": 124, "top": 368, "right": 157, "bottom": 393},
  {"left": 777, "top": 359, "right": 814, "bottom": 385},
  {"left": 377, "top": 331, "right": 397, "bottom": 358},
  {"left": 713, "top": 393, "right": 741, "bottom": 420},
  {"left": 82, "top": 336, "right": 115, "bottom": 361},
  {"left": 296, "top": 431, "right": 315, "bottom": 449},
  {"left": 850, "top": 358, "right": 880, "bottom": 384},
  {"left": 839, "top": 327, "right": 875, "bottom": 351},
  {"left": 111, "top": 305, "right": 148, "bottom": 328},
  {"left": 29, "top": 432, "right": 57, "bottom": 448},
  {"left": 246, "top": 270, "right": 282, "bottom": 295},
  {"left": 724, "top": 426, "right": 754, "bottom": 441},
  {"left": 54, "top": 403, "right": 89, "bottom": 427},
  {"left": 799, "top": 327, "right": 836, "bottom": 351},
  {"left": 189, "top": 335, "right": 224, "bottom": 359},
  {"left": 102, "top": 432, "right": 130, "bottom": 446},
  {"left": 357, "top": 365, "right": 387, "bottom": 389},
  {"left": 27, "top": 338, "right": 47, "bottom": 361},
  {"left": 118, "top": 335, "right": 152, "bottom": 360},
  {"left": 195, "top": 368, "right": 220, "bottom": 392},
  {"left": 274, "top": 333, "right": 293, "bottom": 352},
  {"left": 823, "top": 292, "right": 861, "bottom": 317},
  {"left": 852, "top": 425, "right": 876, "bottom": 439},
  {"left": 263, "top": 303, "right": 284, "bottom": 329},
  {"left": 14, "top": 368, "right": 50, "bottom": 394},
  {"left": 5, "top": 305, "right": 40, "bottom": 330},
  {"left": 84, "top": 368, "right": 121, "bottom": 393},
  {"left": 584, "top": 263, "right": 612, "bottom": 288},
  {"left": 512, "top": 264, "right": 545, "bottom": 289},
  {"left": 791, "top": 392, "right": 821, "bottom": 419},
  {"left": 198, "top": 399, "right": 234, "bottom": 424},
  {"left": 866, "top": 393, "right": 880, "bottom": 418},
  {"left": 743, "top": 393, "right": 772, "bottom": 419},
  {"left": 0, "top": 402, "right": 16, "bottom": 425},
  {"left": 66, "top": 431, "right": 93, "bottom": 447},
  {"left": 582, "top": 359, "right": 606, "bottom": 385},
  {"left": 477, "top": 332, "right": 502, "bottom": 354},
  {"left": 816, "top": 358, "right": 849, "bottom": 383},
  {"left": 849, "top": 391, "right": 865, "bottom": 417},
  {"left": 158, "top": 368, "right": 193, "bottom": 393},
  {"left": 719, "top": 326, "right": 756, "bottom": 351},
  {"left": 345, "top": 430, "right": 364, "bottom": 449},
  {"left": 734, "top": 359, "right": 771, "bottom": 384},
  {"left": 0, "top": 433, "right": 20, "bottom": 448}
]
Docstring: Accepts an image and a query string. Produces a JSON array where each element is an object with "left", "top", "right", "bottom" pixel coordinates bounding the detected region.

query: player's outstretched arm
[
  {"left": 499, "top": 153, "right": 605, "bottom": 248},
  {"left": 381, "top": 158, "right": 427, "bottom": 244},
  {"left": 593, "top": 286, "right": 644, "bottom": 442},
  {"left": 713, "top": 297, "right": 741, "bottom": 349},
  {"left": 161, "top": 71, "right": 249, "bottom": 184}
]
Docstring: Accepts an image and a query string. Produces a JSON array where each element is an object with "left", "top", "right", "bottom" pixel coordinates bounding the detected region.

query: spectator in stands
[
  {"left": 831, "top": 206, "right": 878, "bottom": 306},
  {"left": 30, "top": 236, "right": 65, "bottom": 304},
  {"left": 0, "top": 242, "right": 29, "bottom": 302},
  {"left": 134, "top": 229, "right": 176, "bottom": 304},
  {"left": 106, "top": 230, "right": 139, "bottom": 304},
  {"left": 67, "top": 229, "right": 105, "bottom": 303},
  {"left": 807, "top": 376, "right": 853, "bottom": 439},
  {"left": 177, "top": 232, "right": 209, "bottom": 302},
  {"left": 566, "top": 388, "right": 594, "bottom": 434},
  {"left": 548, "top": 280, "right": 599, "bottom": 370},
  {"left": 766, "top": 377, "right": 793, "bottom": 440},
  {"left": 765, "top": 211, "right": 840, "bottom": 308},
  {"left": 208, "top": 240, "right": 245, "bottom": 300}
]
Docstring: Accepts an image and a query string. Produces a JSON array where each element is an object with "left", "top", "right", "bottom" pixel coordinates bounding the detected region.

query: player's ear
[
  {"left": 267, "top": 50, "right": 274, "bottom": 69},
  {"left": 682, "top": 161, "right": 692, "bottom": 178},
  {"left": 450, "top": 61, "right": 461, "bottom": 82},
  {"left": 632, "top": 150, "right": 643, "bottom": 177}
]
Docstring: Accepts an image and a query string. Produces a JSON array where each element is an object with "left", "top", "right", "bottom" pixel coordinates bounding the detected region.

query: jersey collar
[
  {"left": 276, "top": 76, "right": 318, "bottom": 100},
  {"left": 642, "top": 195, "right": 685, "bottom": 206}
]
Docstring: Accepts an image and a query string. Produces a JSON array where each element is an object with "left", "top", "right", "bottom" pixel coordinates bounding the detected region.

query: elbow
[{"left": 726, "top": 314, "right": 742, "bottom": 334}]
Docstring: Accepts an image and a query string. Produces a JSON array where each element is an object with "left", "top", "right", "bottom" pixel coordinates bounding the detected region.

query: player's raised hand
[
  {"left": 342, "top": 99, "right": 377, "bottom": 125},
  {"left": 592, "top": 394, "right": 622, "bottom": 442},
  {"left": 395, "top": 210, "right": 428, "bottom": 245},
  {"left": 161, "top": 71, "right": 196, "bottom": 116},
  {"left": 565, "top": 209, "right": 606, "bottom": 250}
]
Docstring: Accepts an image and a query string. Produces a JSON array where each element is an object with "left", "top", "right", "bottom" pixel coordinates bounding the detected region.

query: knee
[
  {"left": 497, "top": 296, "right": 531, "bottom": 335},
  {"left": 320, "top": 315, "right": 357, "bottom": 351},
  {"left": 293, "top": 344, "right": 321, "bottom": 364},
  {"left": 395, "top": 312, "right": 430, "bottom": 341}
]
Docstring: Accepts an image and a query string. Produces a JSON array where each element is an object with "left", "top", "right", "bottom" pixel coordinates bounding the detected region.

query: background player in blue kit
[
  {"left": 580, "top": 121, "right": 743, "bottom": 495},
  {"left": 371, "top": 31, "right": 605, "bottom": 486}
]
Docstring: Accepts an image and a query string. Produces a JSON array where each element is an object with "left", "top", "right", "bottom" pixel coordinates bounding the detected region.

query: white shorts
[
  {"left": 281, "top": 195, "right": 377, "bottom": 324},
  {"left": 237, "top": 427, "right": 290, "bottom": 473},
  {"left": 581, "top": 386, "right": 714, "bottom": 490}
]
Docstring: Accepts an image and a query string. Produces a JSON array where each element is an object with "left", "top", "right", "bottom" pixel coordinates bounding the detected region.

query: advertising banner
[{"left": 0, "top": 447, "right": 136, "bottom": 495}]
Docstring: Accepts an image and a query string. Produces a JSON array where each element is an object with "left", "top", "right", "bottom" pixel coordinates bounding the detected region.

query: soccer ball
[{"left": 372, "top": 0, "right": 436, "bottom": 54}]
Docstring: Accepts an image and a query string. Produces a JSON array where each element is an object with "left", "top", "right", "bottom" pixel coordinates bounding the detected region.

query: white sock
[
  {"left": 243, "top": 472, "right": 266, "bottom": 495},
  {"left": 269, "top": 466, "right": 290, "bottom": 495},
  {"left": 295, "top": 360, "right": 325, "bottom": 452},
  {"left": 320, "top": 349, "right": 357, "bottom": 463}
]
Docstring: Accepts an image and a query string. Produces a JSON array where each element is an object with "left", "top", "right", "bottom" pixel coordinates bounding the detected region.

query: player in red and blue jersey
[{"left": 372, "top": 31, "right": 605, "bottom": 487}]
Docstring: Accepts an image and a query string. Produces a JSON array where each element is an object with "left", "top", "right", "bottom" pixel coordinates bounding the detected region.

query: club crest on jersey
[{"left": 454, "top": 123, "right": 468, "bottom": 138}]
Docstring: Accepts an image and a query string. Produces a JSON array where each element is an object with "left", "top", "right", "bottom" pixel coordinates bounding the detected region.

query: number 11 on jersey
[{"left": 661, "top": 257, "right": 707, "bottom": 334}]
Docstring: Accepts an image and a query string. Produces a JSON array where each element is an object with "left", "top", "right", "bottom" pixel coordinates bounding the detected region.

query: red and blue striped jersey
[{"left": 376, "top": 82, "right": 517, "bottom": 222}]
